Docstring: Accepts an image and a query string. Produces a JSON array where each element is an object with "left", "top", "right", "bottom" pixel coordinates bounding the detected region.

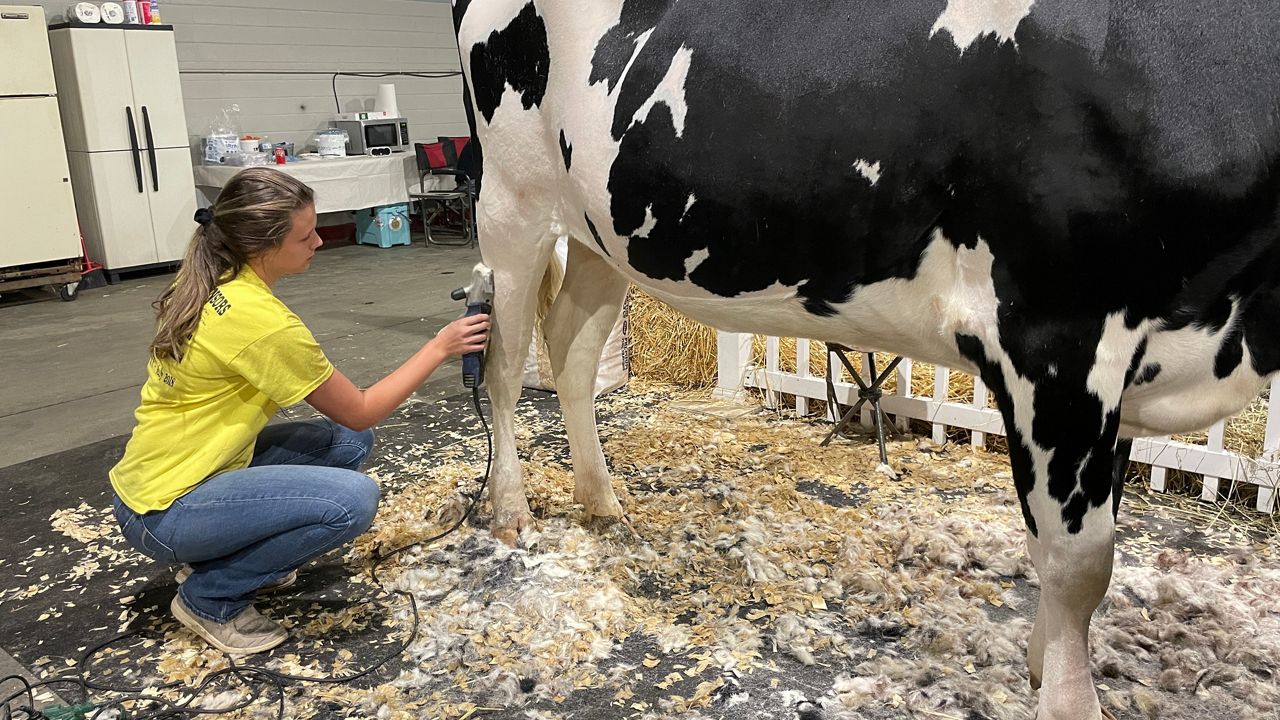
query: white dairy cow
[{"left": 452, "top": 1, "right": 1280, "bottom": 718}]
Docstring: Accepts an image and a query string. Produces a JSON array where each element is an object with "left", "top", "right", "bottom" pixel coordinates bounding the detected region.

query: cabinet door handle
[
  {"left": 125, "top": 106, "right": 143, "bottom": 194},
  {"left": 141, "top": 106, "right": 159, "bottom": 192}
]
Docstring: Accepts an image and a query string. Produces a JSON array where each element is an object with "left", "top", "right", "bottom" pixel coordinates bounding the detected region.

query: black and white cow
[{"left": 452, "top": 1, "right": 1280, "bottom": 717}]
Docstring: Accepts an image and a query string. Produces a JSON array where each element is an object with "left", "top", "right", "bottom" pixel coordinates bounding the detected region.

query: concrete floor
[{"left": 0, "top": 238, "right": 483, "bottom": 468}]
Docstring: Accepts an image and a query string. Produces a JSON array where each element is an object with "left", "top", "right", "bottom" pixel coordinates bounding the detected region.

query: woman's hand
[
  {"left": 431, "top": 313, "right": 490, "bottom": 357},
  {"left": 308, "top": 314, "right": 491, "bottom": 431}
]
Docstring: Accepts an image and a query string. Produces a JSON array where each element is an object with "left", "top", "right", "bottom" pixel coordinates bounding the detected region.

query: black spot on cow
[
  {"left": 1133, "top": 363, "right": 1162, "bottom": 386},
  {"left": 469, "top": 3, "right": 549, "bottom": 123},
  {"left": 1213, "top": 325, "right": 1245, "bottom": 379},
  {"left": 584, "top": 213, "right": 609, "bottom": 256},
  {"left": 1112, "top": 439, "right": 1133, "bottom": 519},
  {"left": 589, "top": 0, "right": 673, "bottom": 94},
  {"left": 800, "top": 292, "right": 839, "bottom": 317},
  {"left": 1242, "top": 285, "right": 1280, "bottom": 376},
  {"left": 956, "top": 333, "right": 1038, "bottom": 537},
  {"left": 450, "top": 0, "right": 470, "bottom": 29},
  {"left": 1124, "top": 337, "right": 1148, "bottom": 387},
  {"left": 559, "top": 129, "right": 572, "bottom": 171}
]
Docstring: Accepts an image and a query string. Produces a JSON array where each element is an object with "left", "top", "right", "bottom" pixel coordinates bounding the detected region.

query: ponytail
[{"left": 149, "top": 168, "right": 314, "bottom": 361}]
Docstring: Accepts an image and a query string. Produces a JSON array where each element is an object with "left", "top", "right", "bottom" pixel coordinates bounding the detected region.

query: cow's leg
[
  {"left": 1026, "top": 528, "right": 1046, "bottom": 690},
  {"left": 958, "top": 326, "right": 1136, "bottom": 720},
  {"left": 477, "top": 191, "right": 556, "bottom": 545},
  {"left": 543, "top": 240, "right": 630, "bottom": 521},
  {"left": 1027, "top": 439, "right": 1132, "bottom": 694}
]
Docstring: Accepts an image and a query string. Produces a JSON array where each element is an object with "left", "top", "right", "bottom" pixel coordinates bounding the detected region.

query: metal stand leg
[
  {"left": 820, "top": 345, "right": 903, "bottom": 465},
  {"left": 424, "top": 196, "right": 471, "bottom": 247},
  {"left": 464, "top": 191, "right": 477, "bottom": 247}
]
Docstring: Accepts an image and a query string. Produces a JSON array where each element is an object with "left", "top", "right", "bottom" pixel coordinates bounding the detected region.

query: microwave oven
[{"left": 329, "top": 117, "right": 410, "bottom": 155}]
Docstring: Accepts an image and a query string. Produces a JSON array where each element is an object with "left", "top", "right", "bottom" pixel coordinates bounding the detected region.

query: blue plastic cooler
[{"left": 355, "top": 203, "right": 411, "bottom": 248}]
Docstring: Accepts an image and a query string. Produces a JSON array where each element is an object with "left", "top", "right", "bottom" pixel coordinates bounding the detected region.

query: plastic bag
[{"left": 203, "top": 104, "right": 242, "bottom": 164}]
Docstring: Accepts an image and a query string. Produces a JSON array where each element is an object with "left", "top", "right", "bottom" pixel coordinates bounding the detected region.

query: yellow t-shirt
[{"left": 110, "top": 267, "right": 335, "bottom": 513}]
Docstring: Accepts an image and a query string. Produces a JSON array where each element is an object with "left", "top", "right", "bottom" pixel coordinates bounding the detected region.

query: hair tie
[{"left": 194, "top": 207, "right": 215, "bottom": 227}]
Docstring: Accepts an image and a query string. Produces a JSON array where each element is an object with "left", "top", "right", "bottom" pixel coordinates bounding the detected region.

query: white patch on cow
[
  {"left": 940, "top": 235, "right": 1002, "bottom": 345},
  {"left": 632, "top": 45, "right": 693, "bottom": 137},
  {"left": 683, "top": 193, "right": 696, "bottom": 218},
  {"left": 854, "top": 159, "right": 882, "bottom": 186},
  {"left": 617, "top": 28, "right": 655, "bottom": 95},
  {"left": 633, "top": 205, "right": 658, "bottom": 238},
  {"left": 931, "top": 0, "right": 1035, "bottom": 50},
  {"left": 1120, "top": 301, "right": 1269, "bottom": 437},
  {"left": 684, "top": 248, "right": 710, "bottom": 276},
  {"left": 1087, "top": 312, "right": 1149, "bottom": 417}
]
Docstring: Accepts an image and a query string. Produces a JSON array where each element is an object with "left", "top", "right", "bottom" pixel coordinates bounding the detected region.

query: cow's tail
[
  {"left": 530, "top": 248, "right": 565, "bottom": 373},
  {"left": 536, "top": 250, "right": 565, "bottom": 326},
  {"left": 452, "top": 0, "right": 483, "bottom": 195}
]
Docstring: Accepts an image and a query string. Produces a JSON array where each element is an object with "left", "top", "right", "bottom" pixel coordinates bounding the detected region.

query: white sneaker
[{"left": 170, "top": 594, "right": 287, "bottom": 655}]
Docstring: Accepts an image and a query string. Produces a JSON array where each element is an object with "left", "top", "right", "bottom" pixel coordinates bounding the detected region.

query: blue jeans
[{"left": 112, "top": 419, "right": 379, "bottom": 622}]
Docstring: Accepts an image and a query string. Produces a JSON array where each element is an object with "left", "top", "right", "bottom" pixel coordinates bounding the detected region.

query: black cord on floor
[{"left": 6, "top": 386, "right": 491, "bottom": 720}]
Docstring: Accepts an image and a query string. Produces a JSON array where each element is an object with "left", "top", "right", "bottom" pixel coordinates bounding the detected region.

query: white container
[
  {"left": 66, "top": 2, "right": 100, "bottom": 23},
  {"left": 122, "top": 0, "right": 139, "bottom": 23},
  {"left": 238, "top": 138, "right": 259, "bottom": 153},
  {"left": 100, "top": 3, "right": 125, "bottom": 24},
  {"left": 203, "top": 134, "right": 238, "bottom": 163},
  {"left": 374, "top": 83, "right": 399, "bottom": 118},
  {"left": 315, "top": 129, "right": 348, "bottom": 157}
]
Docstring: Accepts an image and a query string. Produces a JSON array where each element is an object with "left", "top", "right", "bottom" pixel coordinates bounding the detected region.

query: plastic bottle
[
  {"left": 137, "top": 0, "right": 150, "bottom": 24},
  {"left": 148, "top": 0, "right": 160, "bottom": 23},
  {"left": 121, "top": 0, "right": 138, "bottom": 23}
]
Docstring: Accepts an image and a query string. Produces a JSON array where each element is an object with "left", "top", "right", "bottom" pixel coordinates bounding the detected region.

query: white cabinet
[
  {"left": 0, "top": 96, "right": 82, "bottom": 268},
  {"left": 0, "top": 5, "right": 82, "bottom": 271},
  {"left": 50, "top": 28, "right": 133, "bottom": 153},
  {"left": 125, "top": 31, "right": 188, "bottom": 150},
  {"left": 148, "top": 148, "right": 198, "bottom": 263},
  {"left": 50, "top": 24, "right": 195, "bottom": 275},
  {"left": 67, "top": 152, "right": 155, "bottom": 270}
]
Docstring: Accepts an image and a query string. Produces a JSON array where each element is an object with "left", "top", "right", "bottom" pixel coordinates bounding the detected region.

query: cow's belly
[
  {"left": 1118, "top": 323, "right": 1270, "bottom": 438},
  {"left": 571, "top": 224, "right": 991, "bottom": 375}
]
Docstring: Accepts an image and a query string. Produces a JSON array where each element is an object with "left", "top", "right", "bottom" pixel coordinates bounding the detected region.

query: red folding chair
[{"left": 409, "top": 140, "right": 475, "bottom": 247}]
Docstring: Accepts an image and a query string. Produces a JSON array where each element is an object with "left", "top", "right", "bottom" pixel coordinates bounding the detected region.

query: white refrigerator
[
  {"left": 49, "top": 20, "right": 195, "bottom": 277},
  {"left": 0, "top": 5, "right": 83, "bottom": 269}
]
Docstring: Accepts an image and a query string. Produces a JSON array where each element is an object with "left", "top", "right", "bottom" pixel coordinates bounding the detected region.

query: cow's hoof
[
  {"left": 584, "top": 512, "right": 638, "bottom": 542},
  {"left": 492, "top": 513, "right": 532, "bottom": 547},
  {"left": 1029, "top": 670, "right": 1041, "bottom": 690},
  {"left": 493, "top": 526, "right": 520, "bottom": 546}
]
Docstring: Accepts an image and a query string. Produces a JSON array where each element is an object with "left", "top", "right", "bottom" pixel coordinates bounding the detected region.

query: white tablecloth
[{"left": 192, "top": 154, "right": 424, "bottom": 214}]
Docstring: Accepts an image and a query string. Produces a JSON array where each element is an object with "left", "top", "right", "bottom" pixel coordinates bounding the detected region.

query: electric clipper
[{"left": 450, "top": 263, "right": 494, "bottom": 388}]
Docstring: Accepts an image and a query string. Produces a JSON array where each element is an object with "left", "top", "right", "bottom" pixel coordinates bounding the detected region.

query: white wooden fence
[{"left": 714, "top": 332, "right": 1279, "bottom": 513}]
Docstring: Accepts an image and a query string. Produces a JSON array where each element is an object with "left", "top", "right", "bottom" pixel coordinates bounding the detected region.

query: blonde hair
[{"left": 150, "top": 168, "right": 314, "bottom": 361}]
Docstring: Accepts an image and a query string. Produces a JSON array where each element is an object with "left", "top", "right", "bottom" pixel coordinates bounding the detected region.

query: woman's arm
[{"left": 306, "top": 313, "right": 489, "bottom": 431}]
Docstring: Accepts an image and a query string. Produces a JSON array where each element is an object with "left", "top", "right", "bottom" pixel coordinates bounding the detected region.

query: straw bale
[{"left": 626, "top": 289, "right": 718, "bottom": 389}]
